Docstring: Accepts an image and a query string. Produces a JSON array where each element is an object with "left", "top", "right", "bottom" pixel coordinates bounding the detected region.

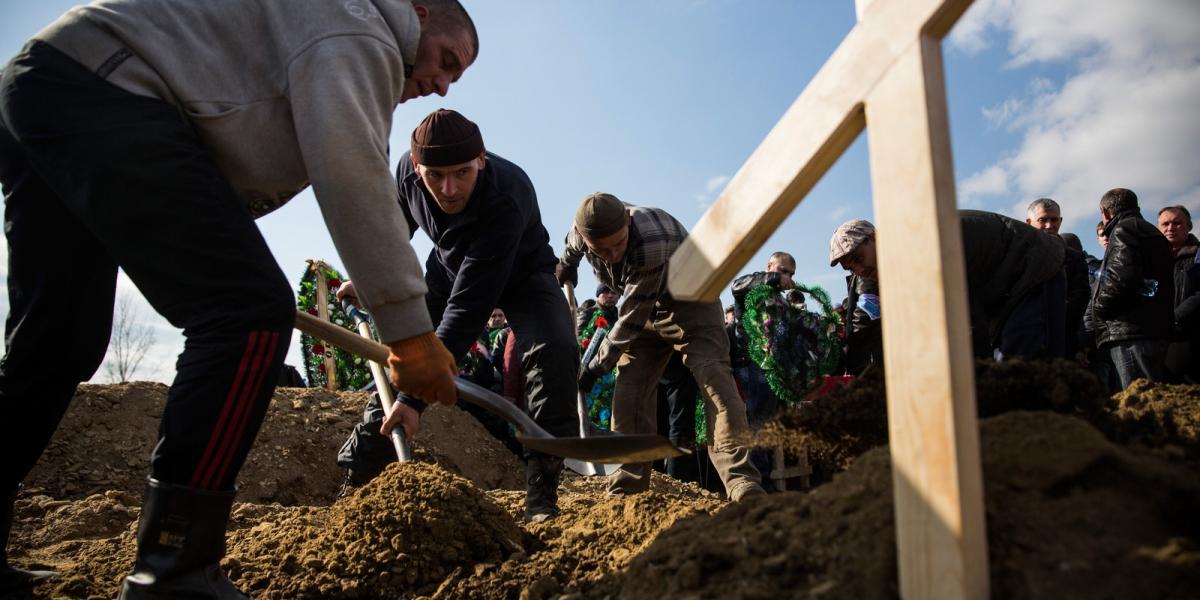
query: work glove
[
  {"left": 387, "top": 332, "right": 457, "bottom": 406},
  {"left": 555, "top": 261, "right": 578, "bottom": 287},
  {"left": 577, "top": 359, "right": 602, "bottom": 395}
]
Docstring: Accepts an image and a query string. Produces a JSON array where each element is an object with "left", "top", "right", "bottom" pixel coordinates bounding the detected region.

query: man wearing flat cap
[
  {"left": 830, "top": 210, "right": 1068, "bottom": 360},
  {"left": 557, "top": 193, "right": 764, "bottom": 500},
  {"left": 338, "top": 109, "right": 577, "bottom": 522},
  {"left": 827, "top": 221, "right": 884, "bottom": 374}
]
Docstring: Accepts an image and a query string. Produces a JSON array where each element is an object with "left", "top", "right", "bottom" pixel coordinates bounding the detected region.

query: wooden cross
[{"left": 667, "top": 0, "right": 988, "bottom": 597}]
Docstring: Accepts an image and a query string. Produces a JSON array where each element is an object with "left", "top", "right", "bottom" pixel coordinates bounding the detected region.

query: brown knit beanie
[
  {"left": 575, "top": 193, "right": 628, "bottom": 239},
  {"left": 411, "top": 109, "right": 484, "bottom": 166}
]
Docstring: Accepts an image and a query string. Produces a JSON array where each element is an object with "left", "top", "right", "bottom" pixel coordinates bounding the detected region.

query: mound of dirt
[
  {"left": 434, "top": 474, "right": 724, "bottom": 599},
  {"left": 757, "top": 359, "right": 1153, "bottom": 484},
  {"left": 1106, "top": 379, "right": 1200, "bottom": 452},
  {"left": 600, "top": 412, "right": 1200, "bottom": 599},
  {"left": 22, "top": 383, "right": 523, "bottom": 505},
  {"left": 9, "top": 369, "right": 1199, "bottom": 600},
  {"left": 226, "top": 461, "right": 524, "bottom": 599},
  {"left": 9, "top": 468, "right": 721, "bottom": 599}
]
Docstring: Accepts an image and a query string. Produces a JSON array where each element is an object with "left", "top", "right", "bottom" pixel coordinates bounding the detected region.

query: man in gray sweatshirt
[{"left": 0, "top": 1, "right": 476, "bottom": 598}]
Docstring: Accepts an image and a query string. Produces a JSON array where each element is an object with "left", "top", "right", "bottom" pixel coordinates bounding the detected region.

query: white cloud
[
  {"left": 704, "top": 174, "right": 731, "bottom": 193},
  {"left": 829, "top": 206, "right": 849, "bottom": 221},
  {"left": 959, "top": 165, "right": 1010, "bottom": 207},
  {"left": 951, "top": 0, "right": 1200, "bottom": 231},
  {"left": 980, "top": 97, "right": 1023, "bottom": 129},
  {"left": 695, "top": 174, "right": 731, "bottom": 211},
  {"left": 948, "top": 0, "right": 1013, "bottom": 55}
]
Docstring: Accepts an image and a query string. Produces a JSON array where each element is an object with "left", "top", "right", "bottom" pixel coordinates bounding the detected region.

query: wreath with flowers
[
  {"left": 578, "top": 308, "right": 616, "bottom": 430},
  {"left": 296, "top": 262, "right": 374, "bottom": 390},
  {"left": 458, "top": 333, "right": 496, "bottom": 380},
  {"left": 740, "top": 282, "right": 843, "bottom": 406}
]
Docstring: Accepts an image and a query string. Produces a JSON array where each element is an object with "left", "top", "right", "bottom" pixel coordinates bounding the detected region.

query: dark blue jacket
[{"left": 396, "top": 151, "right": 557, "bottom": 360}]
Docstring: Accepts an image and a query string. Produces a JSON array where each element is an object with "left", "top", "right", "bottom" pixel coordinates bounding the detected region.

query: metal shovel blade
[
  {"left": 295, "top": 310, "right": 689, "bottom": 464},
  {"left": 454, "top": 378, "right": 689, "bottom": 464}
]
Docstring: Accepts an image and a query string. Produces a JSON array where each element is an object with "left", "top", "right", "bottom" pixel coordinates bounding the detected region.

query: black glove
[
  {"left": 577, "top": 361, "right": 600, "bottom": 394},
  {"left": 555, "top": 261, "right": 578, "bottom": 287}
]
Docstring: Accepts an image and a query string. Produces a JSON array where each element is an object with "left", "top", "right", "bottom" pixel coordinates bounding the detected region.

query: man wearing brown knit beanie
[
  {"left": 557, "top": 193, "right": 764, "bottom": 501},
  {"left": 337, "top": 109, "right": 578, "bottom": 522}
]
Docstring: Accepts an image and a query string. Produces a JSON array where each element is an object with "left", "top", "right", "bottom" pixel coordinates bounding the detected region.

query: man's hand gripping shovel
[
  {"left": 339, "top": 298, "right": 414, "bottom": 463},
  {"left": 295, "top": 310, "right": 689, "bottom": 464}
]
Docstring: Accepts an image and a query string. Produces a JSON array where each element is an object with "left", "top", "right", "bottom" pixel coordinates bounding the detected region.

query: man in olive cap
[
  {"left": 557, "top": 193, "right": 764, "bottom": 500},
  {"left": 338, "top": 109, "right": 577, "bottom": 522},
  {"left": 0, "top": 0, "right": 475, "bottom": 596},
  {"left": 830, "top": 210, "right": 1068, "bottom": 360}
]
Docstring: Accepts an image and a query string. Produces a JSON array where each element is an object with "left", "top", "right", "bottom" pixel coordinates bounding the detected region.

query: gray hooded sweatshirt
[{"left": 34, "top": 0, "right": 431, "bottom": 342}]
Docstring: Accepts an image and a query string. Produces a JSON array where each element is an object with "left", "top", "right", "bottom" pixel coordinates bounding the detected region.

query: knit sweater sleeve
[{"left": 287, "top": 35, "right": 431, "bottom": 343}]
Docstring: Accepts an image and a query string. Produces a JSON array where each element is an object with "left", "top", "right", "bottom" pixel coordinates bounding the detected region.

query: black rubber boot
[
  {"left": 1, "top": 487, "right": 57, "bottom": 593},
  {"left": 523, "top": 455, "right": 563, "bottom": 523},
  {"left": 118, "top": 479, "right": 246, "bottom": 600}
]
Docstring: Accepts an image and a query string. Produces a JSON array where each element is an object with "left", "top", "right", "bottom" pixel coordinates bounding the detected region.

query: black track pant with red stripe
[{"left": 0, "top": 41, "right": 294, "bottom": 494}]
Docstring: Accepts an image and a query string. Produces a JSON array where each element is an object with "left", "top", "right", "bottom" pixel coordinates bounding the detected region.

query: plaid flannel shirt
[{"left": 560, "top": 204, "right": 689, "bottom": 372}]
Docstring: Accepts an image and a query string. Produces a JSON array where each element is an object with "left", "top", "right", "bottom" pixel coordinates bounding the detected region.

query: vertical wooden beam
[
  {"left": 311, "top": 261, "right": 340, "bottom": 391},
  {"left": 865, "top": 35, "right": 988, "bottom": 599}
]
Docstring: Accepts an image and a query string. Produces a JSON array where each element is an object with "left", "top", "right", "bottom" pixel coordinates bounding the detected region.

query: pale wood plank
[
  {"left": 667, "top": 0, "right": 973, "bottom": 302},
  {"left": 311, "top": 260, "right": 340, "bottom": 391},
  {"left": 865, "top": 36, "right": 988, "bottom": 600}
]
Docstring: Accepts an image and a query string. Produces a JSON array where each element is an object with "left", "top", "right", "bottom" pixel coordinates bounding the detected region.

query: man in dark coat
[
  {"left": 828, "top": 222, "right": 884, "bottom": 374},
  {"left": 338, "top": 109, "right": 577, "bottom": 522},
  {"left": 1156, "top": 205, "right": 1199, "bottom": 382},
  {"left": 830, "top": 210, "right": 1067, "bottom": 360},
  {"left": 575, "top": 284, "right": 619, "bottom": 335},
  {"left": 729, "top": 251, "right": 797, "bottom": 491},
  {"left": 1092, "top": 188, "right": 1175, "bottom": 388}
]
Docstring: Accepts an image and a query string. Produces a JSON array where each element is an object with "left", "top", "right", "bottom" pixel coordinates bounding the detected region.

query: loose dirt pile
[
  {"left": 8, "top": 383, "right": 719, "bottom": 599},
  {"left": 22, "top": 383, "right": 523, "bottom": 505},
  {"left": 758, "top": 359, "right": 1195, "bottom": 484},
  {"left": 7, "top": 369, "right": 1200, "bottom": 599},
  {"left": 435, "top": 475, "right": 723, "bottom": 599},
  {"left": 225, "top": 462, "right": 525, "bottom": 599},
  {"left": 593, "top": 412, "right": 1200, "bottom": 599}
]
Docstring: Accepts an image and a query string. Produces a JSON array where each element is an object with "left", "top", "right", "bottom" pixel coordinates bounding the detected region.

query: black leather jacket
[
  {"left": 1170, "top": 235, "right": 1200, "bottom": 335},
  {"left": 1092, "top": 208, "right": 1175, "bottom": 346}
]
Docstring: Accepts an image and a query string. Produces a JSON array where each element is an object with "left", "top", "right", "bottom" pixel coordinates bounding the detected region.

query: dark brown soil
[
  {"left": 755, "top": 359, "right": 1170, "bottom": 484},
  {"left": 7, "top": 369, "right": 1200, "bottom": 599},
  {"left": 595, "top": 412, "right": 1200, "bottom": 599}
]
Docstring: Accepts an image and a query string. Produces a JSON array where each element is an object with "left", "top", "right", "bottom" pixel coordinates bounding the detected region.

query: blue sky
[{"left": 1, "top": 0, "right": 1197, "bottom": 384}]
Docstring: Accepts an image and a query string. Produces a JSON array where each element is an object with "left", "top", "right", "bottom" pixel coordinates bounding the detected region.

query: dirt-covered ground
[{"left": 7, "top": 364, "right": 1200, "bottom": 599}]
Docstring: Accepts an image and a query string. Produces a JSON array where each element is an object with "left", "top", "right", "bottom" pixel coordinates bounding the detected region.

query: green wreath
[
  {"left": 740, "top": 282, "right": 843, "bottom": 406},
  {"left": 578, "top": 308, "right": 616, "bottom": 429},
  {"left": 296, "top": 263, "right": 374, "bottom": 391}
]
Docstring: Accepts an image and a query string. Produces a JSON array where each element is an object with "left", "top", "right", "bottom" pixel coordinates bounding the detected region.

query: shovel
[
  {"left": 295, "top": 310, "right": 688, "bottom": 464},
  {"left": 339, "top": 298, "right": 413, "bottom": 462}
]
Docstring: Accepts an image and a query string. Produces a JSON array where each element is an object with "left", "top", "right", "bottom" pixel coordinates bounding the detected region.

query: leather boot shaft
[
  {"left": 523, "top": 455, "right": 564, "bottom": 522},
  {"left": 118, "top": 479, "right": 246, "bottom": 600}
]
